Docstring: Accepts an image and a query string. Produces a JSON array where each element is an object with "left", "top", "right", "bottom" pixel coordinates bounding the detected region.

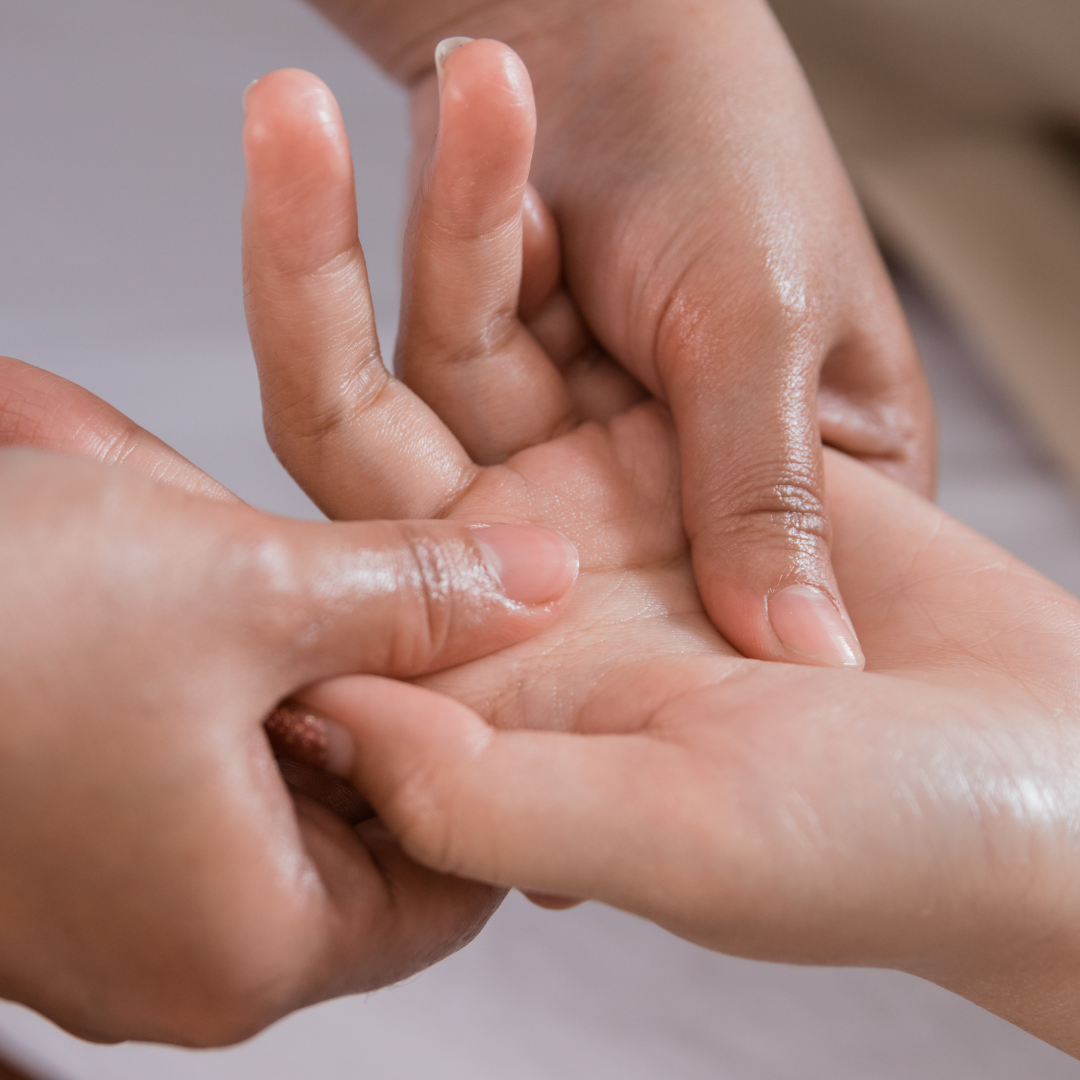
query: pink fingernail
[
  {"left": 435, "top": 37, "right": 474, "bottom": 91},
  {"left": 768, "top": 586, "right": 865, "bottom": 669},
  {"left": 470, "top": 524, "right": 579, "bottom": 605}
]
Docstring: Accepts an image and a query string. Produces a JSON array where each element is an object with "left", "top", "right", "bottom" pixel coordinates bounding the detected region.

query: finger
[
  {"left": 518, "top": 191, "right": 649, "bottom": 423},
  {"left": 0, "top": 356, "right": 232, "bottom": 501},
  {"left": 242, "top": 69, "right": 476, "bottom": 520},
  {"left": 225, "top": 513, "right": 579, "bottom": 692},
  {"left": 273, "top": 757, "right": 373, "bottom": 824},
  {"left": 396, "top": 39, "right": 574, "bottom": 464},
  {"left": 6, "top": 455, "right": 574, "bottom": 707},
  {"left": 672, "top": 276, "right": 937, "bottom": 666},
  {"left": 288, "top": 795, "right": 504, "bottom": 999},
  {"left": 657, "top": 308, "right": 864, "bottom": 668},
  {"left": 301, "top": 676, "right": 662, "bottom": 907},
  {"left": 521, "top": 891, "right": 584, "bottom": 911}
]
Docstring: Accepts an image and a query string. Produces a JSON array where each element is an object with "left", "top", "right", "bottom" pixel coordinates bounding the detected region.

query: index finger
[{"left": 0, "top": 356, "right": 233, "bottom": 501}]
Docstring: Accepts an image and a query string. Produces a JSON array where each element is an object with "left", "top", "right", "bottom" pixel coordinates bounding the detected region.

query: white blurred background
[{"left": 2, "top": 2, "right": 1080, "bottom": 1076}]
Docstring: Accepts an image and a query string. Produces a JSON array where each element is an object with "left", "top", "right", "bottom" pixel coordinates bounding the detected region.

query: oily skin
[
  {"left": 303, "top": 0, "right": 936, "bottom": 666},
  {"left": 0, "top": 376, "right": 578, "bottom": 1046},
  {"left": 247, "top": 55, "right": 1080, "bottom": 1057},
  {"left": 317, "top": 451, "right": 1080, "bottom": 1057}
]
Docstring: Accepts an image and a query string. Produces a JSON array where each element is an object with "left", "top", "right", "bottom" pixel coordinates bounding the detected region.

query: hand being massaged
[{"left": 244, "top": 43, "right": 1080, "bottom": 1058}]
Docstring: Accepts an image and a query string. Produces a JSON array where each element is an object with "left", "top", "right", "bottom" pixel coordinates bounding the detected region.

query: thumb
[
  {"left": 237, "top": 514, "right": 579, "bottom": 687},
  {"left": 297, "top": 676, "right": 658, "bottom": 906},
  {"left": 671, "top": 365, "right": 864, "bottom": 669}
]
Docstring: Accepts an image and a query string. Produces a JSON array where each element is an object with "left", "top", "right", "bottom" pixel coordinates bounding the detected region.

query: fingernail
[
  {"left": 768, "top": 586, "right": 865, "bottom": 669},
  {"left": 242, "top": 78, "right": 259, "bottom": 112},
  {"left": 470, "top": 524, "right": 579, "bottom": 605},
  {"left": 266, "top": 704, "right": 355, "bottom": 777},
  {"left": 435, "top": 36, "right": 474, "bottom": 91}
]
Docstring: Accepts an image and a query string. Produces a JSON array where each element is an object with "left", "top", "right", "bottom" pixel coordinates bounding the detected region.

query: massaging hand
[
  {"left": 0, "top": 367, "right": 577, "bottom": 1046},
  {"left": 245, "top": 48, "right": 1080, "bottom": 1056},
  {"left": 305, "top": 0, "right": 935, "bottom": 667}
]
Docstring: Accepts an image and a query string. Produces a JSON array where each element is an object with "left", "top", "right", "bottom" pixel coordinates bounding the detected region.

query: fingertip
[
  {"left": 469, "top": 523, "right": 579, "bottom": 607},
  {"left": 433, "top": 38, "right": 536, "bottom": 190},
  {"left": 435, "top": 36, "right": 474, "bottom": 89},
  {"left": 299, "top": 677, "right": 492, "bottom": 839},
  {"left": 767, "top": 585, "right": 865, "bottom": 670},
  {"left": 303, "top": 675, "right": 472, "bottom": 732},
  {"left": 242, "top": 69, "right": 350, "bottom": 191},
  {"left": 242, "top": 68, "right": 340, "bottom": 137},
  {"left": 242, "top": 68, "right": 357, "bottom": 276},
  {"left": 521, "top": 890, "right": 584, "bottom": 911},
  {"left": 265, "top": 703, "right": 356, "bottom": 778},
  {"left": 693, "top": 544, "right": 865, "bottom": 669},
  {"left": 436, "top": 38, "right": 533, "bottom": 109}
]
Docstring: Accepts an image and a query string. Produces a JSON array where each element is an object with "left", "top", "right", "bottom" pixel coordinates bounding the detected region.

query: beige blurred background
[
  {"left": 0, "top": 1, "right": 1079, "bottom": 1077},
  {"left": 772, "top": 0, "right": 1080, "bottom": 489}
]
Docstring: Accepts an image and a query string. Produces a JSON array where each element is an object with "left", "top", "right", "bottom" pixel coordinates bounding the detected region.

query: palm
[
  {"left": 415, "top": 402, "right": 740, "bottom": 731},
  {"left": 428, "top": 428, "right": 1079, "bottom": 933},
  {"left": 342, "top": 444, "right": 1080, "bottom": 1008},
  {"left": 599, "top": 448, "right": 1080, "bottom": 963}
]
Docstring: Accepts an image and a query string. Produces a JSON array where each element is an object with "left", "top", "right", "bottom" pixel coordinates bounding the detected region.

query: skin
[
  {"left": 0, "top": 23, "right": 1058, "bottom": 1060},
  {"left": 302, "top": 0, "right": 937, "bottom": 667},
  {"left": 246, "top": 52, "right": 1080, "bottom": 1057},
  {"left": 0, "top": 358, "right": 579, "bottom": 1047}
]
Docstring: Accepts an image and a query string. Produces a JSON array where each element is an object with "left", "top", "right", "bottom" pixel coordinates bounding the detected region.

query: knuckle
[
  {"left": 402, "top": 305, "right": 520, "bottom": 381},
  {"left": 389, "top": 758, "right": 463, "bottom": 876},
  {"left": 651, "top": 241, "right": 820, "bottom": 382},
  {"left": 430, "top": 192, "right": 522, "bottom": 245},
  {"left": 94, "top": 419, "right": 147, "bottom": 470},
  {"left": 263, "top": 346, "right": 389, "bottom": 456},
  {"left": 716, "top": 466, "right": 832, "bottom": 554},
  {"left": 219, "top": 523, "right": 314, "bottom": 650},
  {"left": 385, "top": 529, "right": 461, "bottom": 675}
]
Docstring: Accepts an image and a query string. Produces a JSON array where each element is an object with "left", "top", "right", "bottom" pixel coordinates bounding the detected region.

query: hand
[
  {"left": 305, "top": 0, "right": 936, "bottom": 667},
  {"left": 241, "top": 53, "right": 1080, "bottom": 1056},
  {"left": 311, "top": 448, "right": 1080, "bottom": 1058},
  {"left": 0, "top": 374, "right": 577, "bottom": 1045},
  {"left": 0, "top": 353, "right": 231, "bottom": 501}
]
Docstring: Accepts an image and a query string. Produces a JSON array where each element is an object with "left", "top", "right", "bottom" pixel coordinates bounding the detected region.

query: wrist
[
  {"left": 305, "top": 0, "right": 585, "bottom": 85},
  {"left": 306, "top": 0, "right": 785, "bottom": 187},
  {"left": 918, "top": 866, "right": 1080, "bottom": 1057}
]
